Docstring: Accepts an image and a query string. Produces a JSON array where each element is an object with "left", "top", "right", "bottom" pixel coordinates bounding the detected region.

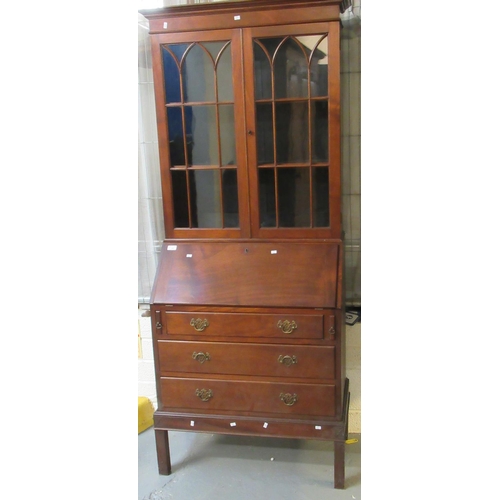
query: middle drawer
[{"left": 158, "top": 341, "right": 335, "bottom": 380}]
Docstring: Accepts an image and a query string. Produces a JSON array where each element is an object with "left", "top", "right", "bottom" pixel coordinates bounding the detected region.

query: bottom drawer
[{"left": 160, "top": 377, "right": 336, "bottom": 417}]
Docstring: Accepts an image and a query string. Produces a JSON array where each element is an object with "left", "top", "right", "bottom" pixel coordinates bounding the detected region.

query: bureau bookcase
[{"left": 140, "top": 0, "right": 351, "bottom": 489}]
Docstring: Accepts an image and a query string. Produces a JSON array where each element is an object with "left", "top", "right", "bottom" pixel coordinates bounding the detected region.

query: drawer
[
  {"left": 160, "top": 311, "right": 324, "bottom": 340},
  {"left": 160, "top": 377, "right": 336, "bottom": 417},
  {"left": 158, "top": 341, "right": 335, "bottom": 380}
]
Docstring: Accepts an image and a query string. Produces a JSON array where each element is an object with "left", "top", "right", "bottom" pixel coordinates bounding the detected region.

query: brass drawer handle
[
  {"left": 279, "top": 392, "right": 298, "bottom": 406},
  {"left": 278, "top": 355, "right": 297, "bottom": 366},
  {"left": 190, "top": 318, "right": 209, "bottom": 332},
  {"left": 156, "top": 322, "right": 162, "bottom": 330},
  {"left": 195, "top": 388, "right": 213, "bottom": 402},
  {"left": 192, "top": 352, "right": 211, "bottom": 364},
  {"left": 329, "top": 326, "right": 335, "bottom": 336},
  {"left": 277, "top": 320, "right": 297, "bottom": 334}
]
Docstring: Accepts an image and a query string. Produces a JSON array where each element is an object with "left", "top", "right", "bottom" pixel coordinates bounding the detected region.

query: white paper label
[
  {"left": 163, "top": 22, "right": 168, "bottom": 29},
  {"left": 271, "top": 250, "right": 277, "bottom": 254},
  {"left": 190, "top": 421, "right": 195, "bottom": 426},
  {"left": 263, "top": 422, "right": 268, "bottom": 428},
  {"left": 186, "top": 254, "right": 192, "bottom": 258},
  {"left": 167, "top": 245, "right": 177, "bottom": 251},
  {"left": 315, "top": 425, "right": 322, "bottom": 430},
  {"left": 230, "top": 422, "right": 236, "bottom": 427},
  {"left": 234, "top": 15, "right": 241, "bottom": 20}
]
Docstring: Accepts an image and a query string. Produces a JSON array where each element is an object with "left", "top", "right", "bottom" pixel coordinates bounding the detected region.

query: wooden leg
[
  {"left": 155, "top": 429, "right": 172, "bottom": 475},
  {"left": 333, "top": 377, "right": 350, "bottom": 489},
  {"left": 334, "top": 440, "right": 345, "bottom": 489}
]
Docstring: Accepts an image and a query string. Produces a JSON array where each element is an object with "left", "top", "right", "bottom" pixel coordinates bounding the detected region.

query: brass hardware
[
  {"left": 277, "top": 320, "right": 297, "bottom": 334},
  {"left": 154, "top": 310, "right": 162, "bottom": 330},
  {"left": 190, "top": 318, "right": 209, "bottom": 332},
  {"left": 329, "top": 326, "right": 335, "bottom": 336},
  {"left": 279, "top": 392, "right": 298, "bottom": 406},
  {"left": 192, "top": 352, "right": 211, "bottom": 364},
  {"left": 195, "top": 388, "right": 213, "bottom": 402},
  {"left": 278, "top": 355, "right": 297, "bottom": 366}
]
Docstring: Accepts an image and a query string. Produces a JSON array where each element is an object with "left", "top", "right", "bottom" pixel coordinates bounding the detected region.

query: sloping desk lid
[{"left": 150, "top": 240, "right": 339, "bottom": 308}]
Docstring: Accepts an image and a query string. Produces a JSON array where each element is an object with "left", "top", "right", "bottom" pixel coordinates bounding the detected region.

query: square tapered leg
[
  {"left": 334, "top": 440, "right": 345, "bottom": 489},
  {"left": 155, "top": 429, "right": 172, "bottom": 475}
]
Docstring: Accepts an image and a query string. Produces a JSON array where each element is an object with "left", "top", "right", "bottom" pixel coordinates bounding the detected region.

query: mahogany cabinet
[{"left": 140, "top": 0, "right": 351, "bottom": 489}]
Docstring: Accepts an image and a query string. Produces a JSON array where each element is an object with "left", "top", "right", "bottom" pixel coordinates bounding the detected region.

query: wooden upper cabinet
[{"left": 141, "top": 0, "right": 346, "bottom": 240}]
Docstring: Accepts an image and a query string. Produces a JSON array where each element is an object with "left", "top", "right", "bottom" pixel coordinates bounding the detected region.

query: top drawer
[{"left": 157, "top": 310, "right": 325, "bottom": 340}]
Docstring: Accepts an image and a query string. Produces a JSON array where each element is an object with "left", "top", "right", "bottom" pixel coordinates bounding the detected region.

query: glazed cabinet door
[
  {"left": 243, "top": 23, "right": 342, "bottom": 239},
  {"left": 150, "top": 22, "right": 341, "bottom": 240},
  {"left": 150, "top": 29, "right": 251, "bottom": 238}
]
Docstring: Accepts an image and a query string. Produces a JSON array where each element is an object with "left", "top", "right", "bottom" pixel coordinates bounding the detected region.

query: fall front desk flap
[{"left": 150, "top": 240, "right": 339, "bottom": 308}]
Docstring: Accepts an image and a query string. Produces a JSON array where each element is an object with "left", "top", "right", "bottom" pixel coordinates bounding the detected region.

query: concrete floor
[{"left": 139, "top": 427, "right": 361, "bottom": 499}]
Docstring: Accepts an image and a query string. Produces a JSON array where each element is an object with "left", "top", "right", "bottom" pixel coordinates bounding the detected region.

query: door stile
[{"left": 231, "top": 28, "right": 252, "bottom": 238}]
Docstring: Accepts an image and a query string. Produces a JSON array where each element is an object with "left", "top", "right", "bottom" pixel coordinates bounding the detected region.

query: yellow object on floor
[{"left": 138, "top": 397, "right": 154, "bottom": 434}]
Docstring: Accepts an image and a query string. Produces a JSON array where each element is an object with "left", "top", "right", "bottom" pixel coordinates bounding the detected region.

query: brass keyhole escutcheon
[
  {"left": 278, "top": 355, "right": 297, "bottom": 367},
  {"left": 195, "top": 388, "right": 213, "bottom": 402},
  {"left": 190, "top": 318, "right": 209, "bottom": 332},
  {"left": 279, "top": 392, "right": 298, "bottom": 406},
  {"left": 277, "top": 320, "right": 297, "bottom": 334},
  {"left": 192, "top": 352, "right": 211, "bottom": 364},
  {"left": 156, "top": 322, "right": 162, "bottom": 330}
]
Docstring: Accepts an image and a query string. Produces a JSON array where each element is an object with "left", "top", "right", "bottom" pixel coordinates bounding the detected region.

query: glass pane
[
  {"left": 162, "top": 47, "right": 181, "bottom": 104},
  {"left": 276, "top": 102, "right": 309, "bottom": 164},
  {"left": 171, "top": 170, "right": 189, "bottom": 227},
  {"left": 274, "top": 38, "right": 308, "bottom": 99},
  {"left": 258, "top": 168, "right": 276, "bottom": 227},
  {"left": 256, "top": 103, "right": 274, "bottom": 165},
  {"left": 310, "top": 35, "right": 328, "bottom": 97},
  {"left": 253, "top": 42, "right": 271, "bottom": 100},
  {"left": 167, "top": 43, "right": 190, "bottom": 64},
  {"left": 202, "top": 41, "right": 225, "bottom": 62},
  {"left": 189, "top": 170, "right": 222, "bottom": 228},
  {"left": 277, "top": 167, "right": 310, "bottom": 227},
  {"left": 219, "top": 104, "right": 236, "bottom": 166},
  {"left": 216, "top": 44, "right": 234, "bottom": 102},
  {"left": 167, "top": 107, "right": 185, "bottom": 166},
  {"left": 313, "top": 167, "right": 329, "bottom": 227},
  {"left": 188, "top": 105, "right": 218, "bottom": 166},
  {"left": 312, "top": 100, "right": 328, "bottom": 163},
  {"left": 167, "top": 43, "right": 190, "bottom": 103},
  {"left": 294, "top": 36, "right": 328, "bottom": 97},
  {"left": 258, "top": 38, "right": 284, "bottom": 62},
  {"left": 222, "top": 169, "right": 239, "bottom": 228},
  {"left": 182, "top": 44, "right": 215, "bottom": 102}
]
